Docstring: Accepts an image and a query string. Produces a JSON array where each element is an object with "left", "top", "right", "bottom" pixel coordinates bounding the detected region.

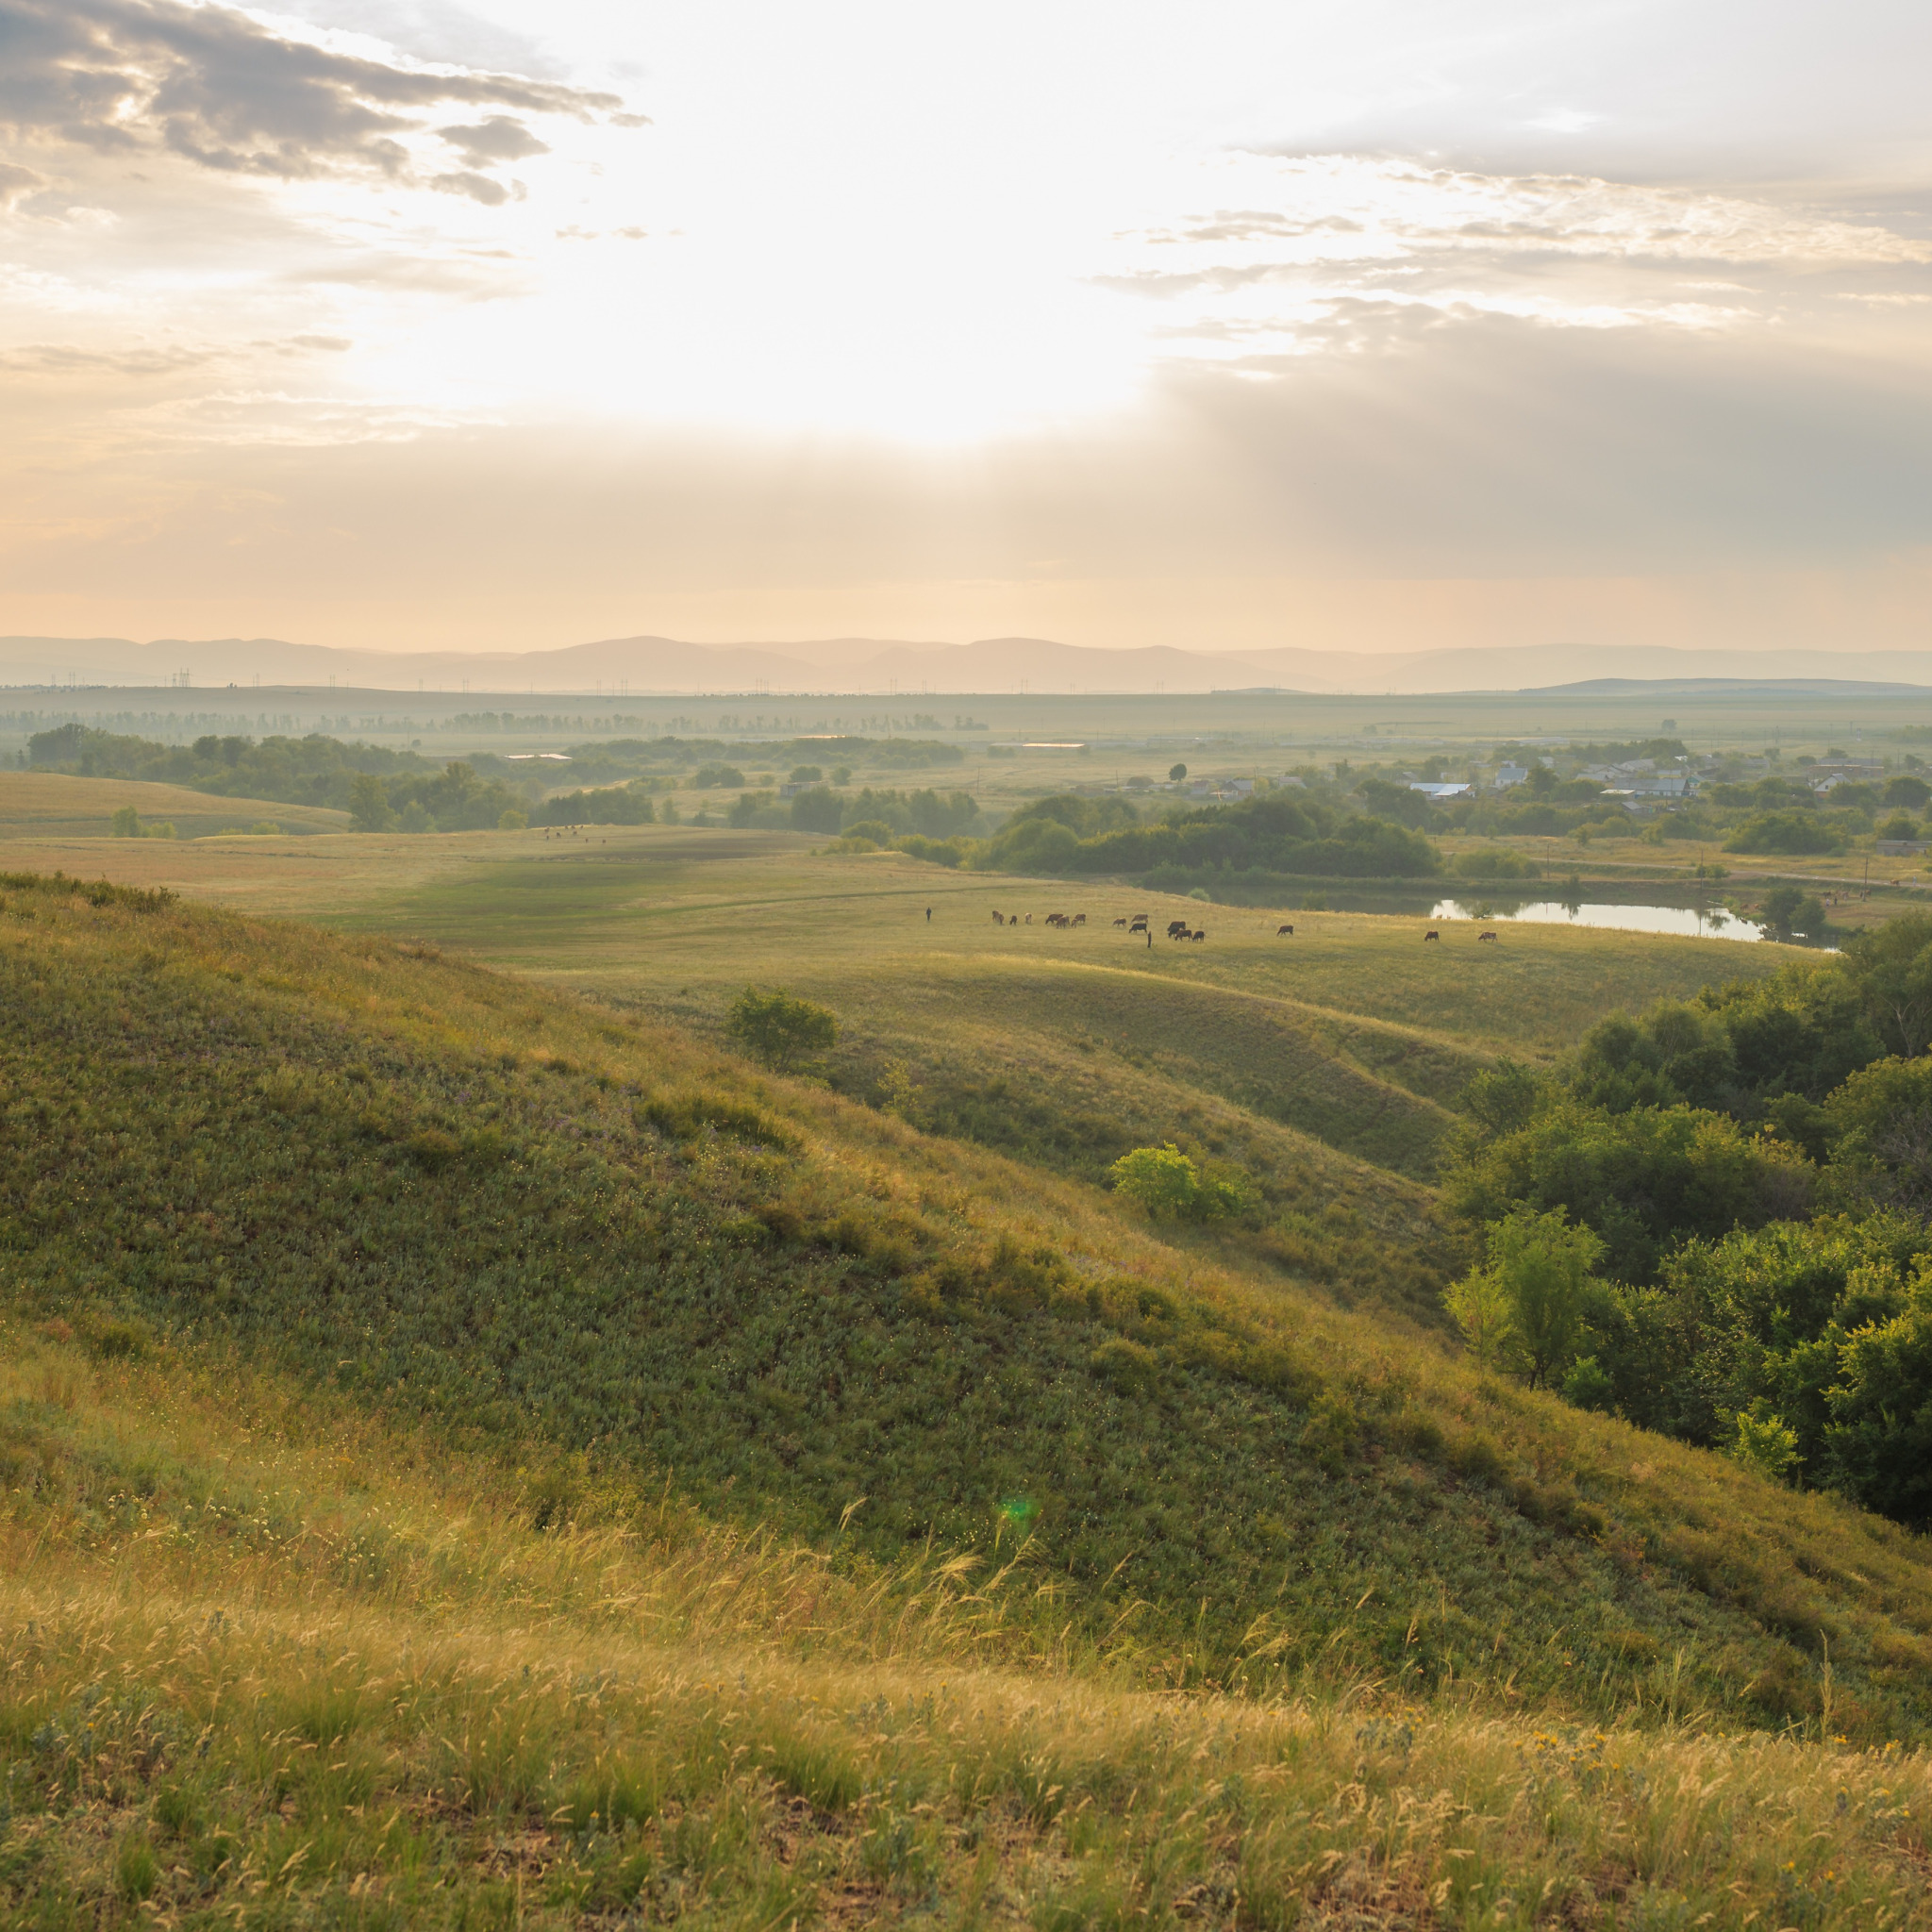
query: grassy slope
[
  {"left": 4, "top": 874, "right": 1932, "bottom": 1759},
  {"left": 10, "top": 1329, "right": 1932, "bottom": 1930},
  {"left": 0, "top": 771, "right": 348, "bottom": 839}
]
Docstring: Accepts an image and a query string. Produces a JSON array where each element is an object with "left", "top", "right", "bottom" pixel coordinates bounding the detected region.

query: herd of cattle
[{"left": 986, "top": 908, "right": 1502, "bottom": 943}]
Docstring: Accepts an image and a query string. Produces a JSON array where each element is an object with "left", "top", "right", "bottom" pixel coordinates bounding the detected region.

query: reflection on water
[{"left": 1429, "top": 899, "right": 1762, "bottom": 942}]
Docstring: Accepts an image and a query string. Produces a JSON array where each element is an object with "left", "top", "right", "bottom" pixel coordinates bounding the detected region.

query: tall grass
[{"left": 6, "top": 1328, "right": 1932, "bottom": 1929}]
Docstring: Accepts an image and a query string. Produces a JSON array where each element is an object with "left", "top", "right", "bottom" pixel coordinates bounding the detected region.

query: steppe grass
[
  {"left": 8, "top": 873, "right": 1932, "bottom": 1747},
  {"left": 6, "top": 1327, "right": 1932, "bottom": 1930}
]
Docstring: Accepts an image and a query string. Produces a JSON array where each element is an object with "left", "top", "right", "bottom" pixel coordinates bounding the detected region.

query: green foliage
[
  {"left": 1445, "top": 1095, "right": 1807, "bottom": 1285},
  {"left": 1168, "top": 762, "right": 1186, "bottom": 781},
  {"left": 791, "top": 786, "right": 844, "bottom": 833},
  {"left": 30, "top": 722, "right": 496, "bottom": 824},
  {"left": 1446, "top": 1208, "right": 1602, "bottom": 1386},
  {"left": 724, "top": 986, "right": 839, "bottom": 1072},
  {"left": 110, "top": 803, "right": 141, "bottom": 838},
  {"left": 978, "top": 791, "right": 1437, "bottom": 880},
  {"left": 1724, "top": 812, "right": 1845, "bottom": 856},
  {"left": 534, "top": 782, "right": 655, "bottom": 826},
  {"left": 694, "top": 763, "right": 746, "bottom": 789},
  {"left": 1450, "top": 847, "right": 1541, "bottom": 880},
  {"left": 1107, "top": 1144, "right": 1247, "bottom": 1222},
  {"left": 1729, "top": 1401, "right": 1800, "bottom": 1483},
  {"left": 348, "top": 772, "right": 396, "bottom": 831}
]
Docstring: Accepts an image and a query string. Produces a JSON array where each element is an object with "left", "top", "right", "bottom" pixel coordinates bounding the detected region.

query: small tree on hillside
[
  {"left": 724, "top": 986, "right": 838, "bottom": 1073},
  {"left": 1445, "top": 1206, "right": 1602, "bottom": 1388},
  {"left": 1108, "top": 1143, "right": 1248, "bottom": 1221}
]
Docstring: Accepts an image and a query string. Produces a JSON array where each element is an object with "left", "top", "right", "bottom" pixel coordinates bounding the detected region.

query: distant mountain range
[{"left": 8, "top": 633, "right": 1932, "bottom": 696}]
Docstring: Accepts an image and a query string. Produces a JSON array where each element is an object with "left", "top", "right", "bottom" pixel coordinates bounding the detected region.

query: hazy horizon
[{"left": 3, "top": 1, "right": 1928, "bottom": 656}]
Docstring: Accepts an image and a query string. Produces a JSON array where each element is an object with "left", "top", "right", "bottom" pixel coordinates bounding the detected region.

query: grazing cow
[
  {"left": 1129, "top": 915, "right": 1149, "bottom": 933},
  {"left": 1275, "top": 923, "right": 1294, "bottom": 936},
  {"left": 1045, "top": 911, "right": 1069, "bottom": 928},
  {"left": 1112, "top": 916, "right": 1127, "bottom": 927},
  {"left": 1072, "top": 914, "right": 1087, "bottom": 927},
  {"left": 1191, "top": 929, "right": 1207, "bottom": 942},
  {"left": 1424, "top": 930, "right": 1440, "bottom": 941},
  {"left": 991, "top": 910, "right": 1005, "bottom": 924},
  {"left": 1478, "top": 930, "right": 1498, "bottom": 942},
  {"left": 1024, "top": 913, "right": 1032, "bottom": 924},
  {"left": 1166, "top": 919, "right": 1191, "bottom": 938}
]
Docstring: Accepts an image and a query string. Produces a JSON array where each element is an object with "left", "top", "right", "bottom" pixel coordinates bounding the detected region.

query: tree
[
  {"left": 1169, "top": 763, "right": 1187, "bottom": 781},
  {"left": 1445, "top": 1208, "right": 1603, "bottom": 1387},
  {"left": 348, "top": 773, "right": 396, "bottom": 833},
  {"left": 1108, "top": 1143, "right": 1247, "bottom": 1220},
  {"left": 110, "top": 805, "right": 140, "bottom": 838},
  {"left": 724, "top": 987, "right": 837, "bottom": 1073},
  {"left": 1842, "top": 915, "right": 1932, "bottom": 1058}
]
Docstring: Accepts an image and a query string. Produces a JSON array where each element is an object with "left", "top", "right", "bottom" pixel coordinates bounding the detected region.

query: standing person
[{"left": 925, "top": 906, "right": 932, "bottom": 923}]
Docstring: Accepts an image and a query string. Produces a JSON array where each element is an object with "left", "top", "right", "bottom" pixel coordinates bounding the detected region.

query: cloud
[
  {"left": 438, "top": 114, "right": 547, "bottom": 165},
  {"left": 0, "top": 159, "right": 46, "bottom": 208},
  {"left": 0, "top": 0, "right": 628, "bottom": 189}
]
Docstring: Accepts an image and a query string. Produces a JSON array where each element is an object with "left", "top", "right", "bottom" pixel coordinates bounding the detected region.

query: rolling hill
[{"left": 8, "top": 863, "right": 1932, "bottom": 1920}]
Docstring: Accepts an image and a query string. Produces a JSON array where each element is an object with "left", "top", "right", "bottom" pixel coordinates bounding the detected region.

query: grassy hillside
[
  {"left": 0, "top": 771, "right": 348, "bottom": 839},
  {"left": 11, "top": 1325, "right": 1932, "bottom": 1929},
  {"left": 6, "top": 870, "right": 1932, "bottom": 1759}
]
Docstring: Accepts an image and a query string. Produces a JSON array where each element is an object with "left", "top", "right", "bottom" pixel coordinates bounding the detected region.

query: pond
[
  {"left": 1263, "top": 884, "right": 1813, "bottom": 943},
  {"left": 1428, "top": 897, "right": 1765, "bottom": 942}
]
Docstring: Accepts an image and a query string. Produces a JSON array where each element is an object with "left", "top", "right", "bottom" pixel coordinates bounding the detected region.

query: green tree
[
  {"left": 110, "top": 805, "right": 140, "bottom": 838},
  {"left": 1108, "top": 1143, "right": 1247, "bottom": 1221},
  {"left": 1841, "top": 915, "right": 1932, "bottom": 1058},
  {"left": 1758, "top": 885, "right": 1805, "bottom": 938},
  {"left": 1729, "top": 1401, "right": 1800, "bottom": 1483},
  {"left": 348, "top": 773, "right": 396, "bottom": 832},
  {"left": 1168, "top": 763, "right": 1187, "bottom": 781},
  {"left": 1445, "top": 1208, "right": 1604, "bottom": 1388},
  {"left": 724, "top": 987, "right": 838, "bottom": 1073}
]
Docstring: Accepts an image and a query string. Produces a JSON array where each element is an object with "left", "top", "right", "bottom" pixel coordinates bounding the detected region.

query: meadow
[{"left": 6, "top": 818, "right": 1932, "bottom": 1924}]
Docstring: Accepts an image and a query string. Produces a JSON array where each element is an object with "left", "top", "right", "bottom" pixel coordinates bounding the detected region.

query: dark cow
[
  {"left": 1045, "top": 911, "right": 1069, "bottom": 928},
  {"left": 1478, "top": 930, "right": 1498, "bottom": 942},
  {"left": 1275, "top": 923, "right": 1294, "bottom": 936},
  {"left": 991, "top": 910, "right": 1005, "bottom": 925},
  {"left": 1072, "top": 914, "right": 1087, "bottom": 927},
  {"left": 1166, "top": 919, "right": 1191, "bottom": 938},
  {"left": 1129, "top": 915, "right": 1149, "bottom": 933},
  {"left": 1112, "top": 916, "right": 1128, "bottom": 928},
  {"left": 1191, "top": 929, "right": 1207, "bottom": 942},
  {"left": 1424, "top": 930, "right": 1440, "bottom": 941}
]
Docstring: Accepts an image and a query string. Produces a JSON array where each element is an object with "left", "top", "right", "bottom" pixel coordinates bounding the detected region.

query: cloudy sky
[{"left": 2, "top": 0, "right": 1929, "bottom": 656}]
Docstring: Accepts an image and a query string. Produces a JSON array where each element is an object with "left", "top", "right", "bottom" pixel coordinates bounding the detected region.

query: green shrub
[
  {"left": 723, "top": 987, "right": 837, "bottom": 1073},
  {"left": 1725, "top": 813, "right": 1844, "bottom": 856},
  {"left": 1108, "top": 1143, "right": 1247, "bottom": 1221}
]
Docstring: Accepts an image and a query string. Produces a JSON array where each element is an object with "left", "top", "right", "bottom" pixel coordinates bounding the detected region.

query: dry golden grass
[{"left": 8, "top": 1324, "right": 1932, "bottom": 1930}]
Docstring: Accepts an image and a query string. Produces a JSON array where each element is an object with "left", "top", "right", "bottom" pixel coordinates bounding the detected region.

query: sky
[{"left": 1, "top": 0, "right": 1929, "bottom": 658}]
